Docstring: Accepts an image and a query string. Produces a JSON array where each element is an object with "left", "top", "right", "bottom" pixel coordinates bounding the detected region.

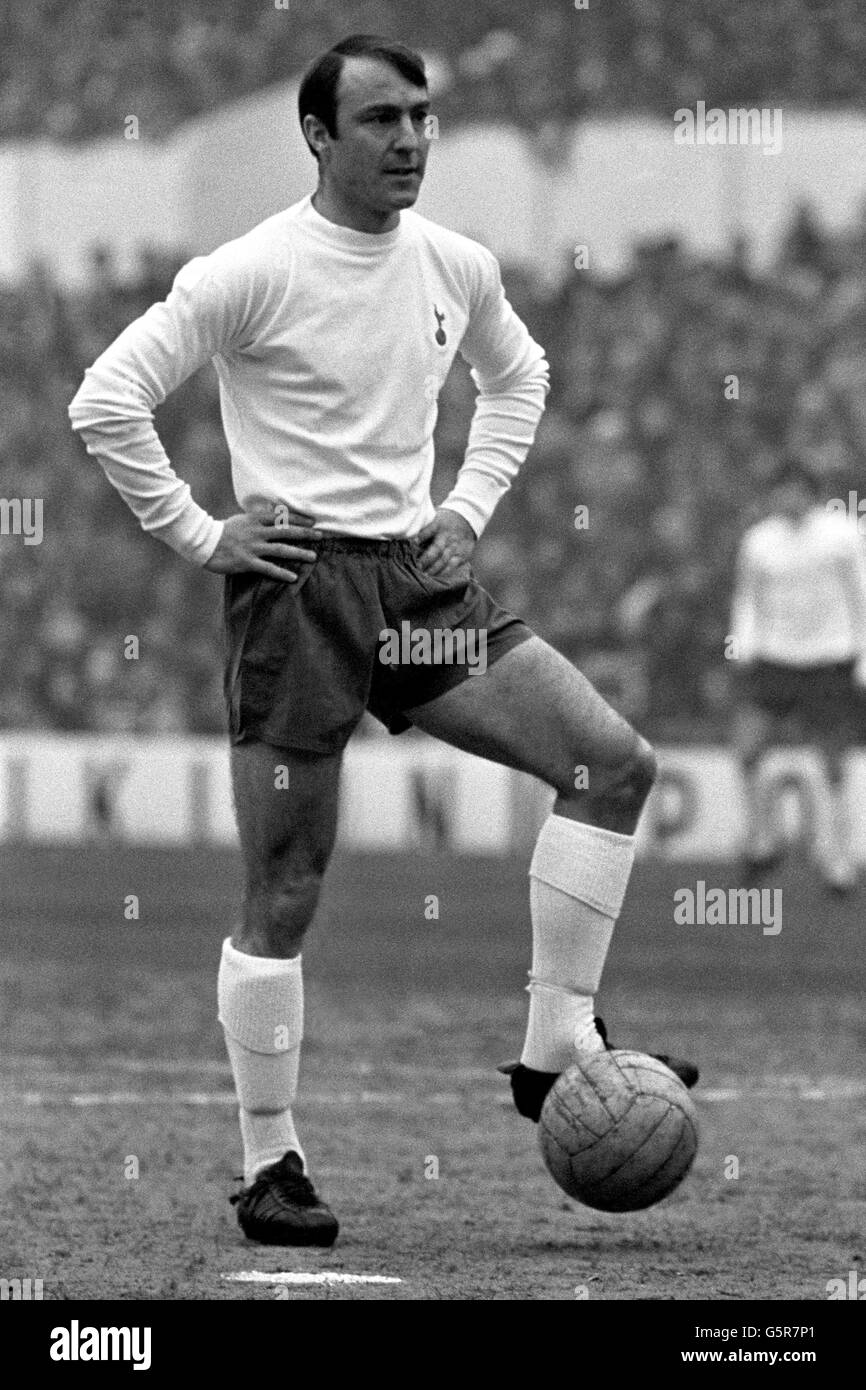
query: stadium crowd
[
  {"left": 3, "top": 208, "right": 866, "bottom": 739},
  {"left": 4, "top": 1, "right": 866, "bottom": 736},
  {"left": 3, "top": 1, "right": 866, "bottom": 143}
]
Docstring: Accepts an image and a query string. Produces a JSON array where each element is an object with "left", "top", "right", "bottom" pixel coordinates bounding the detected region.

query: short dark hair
[{"left": 298, "top": 34, "right": 427, "bottom": 160}]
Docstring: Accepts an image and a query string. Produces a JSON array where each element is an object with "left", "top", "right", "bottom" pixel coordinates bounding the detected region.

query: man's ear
[{"left": 302, "top": 114, "right": 330, "bottom": 162}]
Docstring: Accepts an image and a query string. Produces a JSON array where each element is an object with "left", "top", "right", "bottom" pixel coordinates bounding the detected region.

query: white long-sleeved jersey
[
  {"left": 67, "top": 195, "right": 550, "bottom": 565},
  {"left": 730, "top": 508, "right": 866, "bottom": 666}
]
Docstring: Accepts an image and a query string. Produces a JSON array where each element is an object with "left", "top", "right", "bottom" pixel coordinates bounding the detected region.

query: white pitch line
[
  {"left": 15, "top": 1090, "right": 445, "bottom": 1106},
  {"left": 13, "top": 1082, "right": 866, "bottom": 1106},
  {"left": 66, "top": 1092, "right": 236, "bottom": 1107},
  {"left": 1, "top": 1056, "right": 491, "bottom": 1081},
  {"left": 701, "top": 1083, "right": 866, "bottom": 1101},
  {"left": 8, "top": 1057, "right": 863, "bottom": 1093},
  {"left": 222, "top": 1271, "right": 401, "bottom": 1286}
]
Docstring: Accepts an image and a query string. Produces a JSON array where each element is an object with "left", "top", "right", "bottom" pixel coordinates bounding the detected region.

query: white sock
[
  {"left": 520, "top": 814, "right": 635, "bottom": 1072},
  {"left": 217, "top": 937, "right": 305, "bottom": 1185}
]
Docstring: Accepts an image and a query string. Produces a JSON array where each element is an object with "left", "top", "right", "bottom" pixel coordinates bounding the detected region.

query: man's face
[{"left": 315, "top": 57, "right": 430, "bottom": 222}]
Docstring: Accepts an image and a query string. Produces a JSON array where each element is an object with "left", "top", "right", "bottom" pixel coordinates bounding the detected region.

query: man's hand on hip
[
  {"left": 205, "top": 506, "right": 319, "bottom": 582},
  {"left": 416, "top": 507, "right": 477, "bottom": 577}
]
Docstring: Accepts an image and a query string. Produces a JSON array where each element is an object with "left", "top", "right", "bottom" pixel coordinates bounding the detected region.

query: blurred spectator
[
  {"left": 4, "top": 2, "right": 866, "bottom": 143},
  {"left": 5, "top": 201, "right": 866, "bottom": 738}
]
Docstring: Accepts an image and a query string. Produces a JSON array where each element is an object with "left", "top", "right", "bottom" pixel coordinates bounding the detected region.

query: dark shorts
[
  {"left": 223, "top": 537, "right": 533, "bottom": 753},
  {"left": 742, "top": 658, "right": 856, "bottom": 729}
]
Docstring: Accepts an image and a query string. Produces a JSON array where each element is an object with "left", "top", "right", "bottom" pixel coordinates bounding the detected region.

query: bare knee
[
  {"left": 556, "top": 733, "right": 656, "bottom": 833},
  {"left": 601, "top": 735, "right": 657, "bottom": 817},
  {"left": 238, "top": 868, "right": 327, "bottom": 958},
  {"left": 231, "top": 742, "right": 341, "bottom": 958}
]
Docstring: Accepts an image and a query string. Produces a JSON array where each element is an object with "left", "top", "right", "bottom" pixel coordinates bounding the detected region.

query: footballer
[
  {"left": 69, "top": 35, "right": 697, "bottom": 1247},
  {"left": 730, "top": 456, "right": 866, "bottom": 893}
]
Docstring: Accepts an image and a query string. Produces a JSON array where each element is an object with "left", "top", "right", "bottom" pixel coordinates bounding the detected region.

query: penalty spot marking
[{"left": 222, "top": 1271, "right": 401, "bottom": 1287}]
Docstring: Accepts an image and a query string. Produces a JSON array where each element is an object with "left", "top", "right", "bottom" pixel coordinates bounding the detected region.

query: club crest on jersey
[{"left": 433, "top": 305, "right": 447, "bottom": 346}]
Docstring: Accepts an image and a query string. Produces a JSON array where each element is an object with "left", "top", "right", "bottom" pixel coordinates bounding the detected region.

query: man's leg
[
  {"left": 219, "top": 740, "right": 342, "bottom": 1243},
  {"left": 813, "top": 730, "right": 857, "bottom": 892},
  {"left": 731, "top": 703, "right": 783, "bottom": 871},
  {"left": 405, "top": 636, "right": 692, "bottom": 1112}
]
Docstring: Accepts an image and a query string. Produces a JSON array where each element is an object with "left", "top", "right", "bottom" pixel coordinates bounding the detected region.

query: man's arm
[
  {"left": 440, "top": 249, "right": 550, "bottom": 540},
  {"left": 68, "top": 255, "right": 245, "bottom": 566},
  {"left": 69, "top": 253, "right": 318, "bottom": 581}
]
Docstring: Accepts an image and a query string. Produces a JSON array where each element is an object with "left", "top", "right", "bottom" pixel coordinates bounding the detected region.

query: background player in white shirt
[
  {"left": 69, "top": 34, "right": 696, "bottom": 1247},
  {"left": 730, "top": 457, "right": 866, "bottom": 892}
]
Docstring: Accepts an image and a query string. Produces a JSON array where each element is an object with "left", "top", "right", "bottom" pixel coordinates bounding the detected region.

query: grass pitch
[{"left": 1, "top": 846, "right": 863, "bottom": 1300}]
